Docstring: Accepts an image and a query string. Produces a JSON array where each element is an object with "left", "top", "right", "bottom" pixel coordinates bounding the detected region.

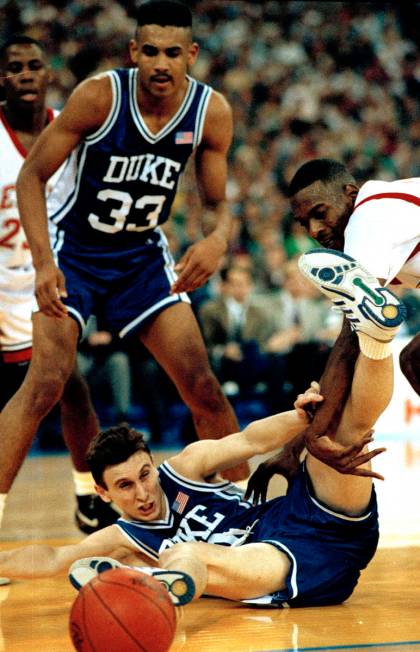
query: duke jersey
[
  {"left": 48, "top": 68, "right": 212, "bottom": 265},
  {"left": 0, "top": 107, "right": 57, "bottom": 269},
  {"left": 116, "top": 461, "right": 264, "bottom": 561},
  {"left": 117, "top": 461, "right": 379, "bottom": 608}
]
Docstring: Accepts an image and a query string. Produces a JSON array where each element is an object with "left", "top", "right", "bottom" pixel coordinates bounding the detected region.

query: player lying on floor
[{"left": 0, "top": 281, "right": 399, "bottom": 607}]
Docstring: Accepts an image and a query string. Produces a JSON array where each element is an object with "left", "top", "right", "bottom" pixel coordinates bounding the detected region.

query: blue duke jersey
[
  {"left": 47, "top": 68, "right": 212, "bottom": 264},
  {"left": 117, "top": 461, "right": 379, "bottom": 608},
  {"left": 116, "top": 461, "right": 264, "bottom": 560}
]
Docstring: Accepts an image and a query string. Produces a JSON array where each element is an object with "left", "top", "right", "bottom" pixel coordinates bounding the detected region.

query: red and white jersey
[
  {"left": 344, "top": 178, "right": 420, "bottom": 289},
  {"left": 0, "top": 107, "right": 59, "bottom": 269}
]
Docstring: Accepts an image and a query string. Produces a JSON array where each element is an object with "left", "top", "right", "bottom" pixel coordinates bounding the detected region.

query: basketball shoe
[
  {"left": 298, "top": 249, "right": 406, "bottom": 341},
  {"left": 68, "top": 557, "right": 196, "bottom": 606},
  {"left": 75, "top": 495, "right": 121, "bottom": 534}
]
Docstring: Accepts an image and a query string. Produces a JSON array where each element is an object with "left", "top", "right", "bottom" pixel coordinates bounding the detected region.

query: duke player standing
[
  {"left": 5, "top": 0, "right": 247, "bottom": 512},
  {"left": 0, "top": 35, "right": 118, "bottom": 535}
]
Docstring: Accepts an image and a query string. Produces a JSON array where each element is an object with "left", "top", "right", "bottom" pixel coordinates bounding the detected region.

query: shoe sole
[
  {"left": 151, "top": 570, "right": 196, "bottom": 606},
  {"left": 69, "top": 557, "right": 122, "bottom": 590},
  {"left": 299, "top": 249, "right": 407, "bottom": 332}
]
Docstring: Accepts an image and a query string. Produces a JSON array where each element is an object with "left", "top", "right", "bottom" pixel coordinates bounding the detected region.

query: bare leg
[
  {"left": 60, "top": 366, "right": 100, "bottom": 472},
  {"left": 399, "top": 332, "right": 420, "bottom": 395},
  {"left": 307, "top": 350, "right": 394, "bottom": 515},
  {"left": 0, "top": 313, "right": 78, "bottom": 493},
  {"left": 140, "top": 303, "right": 249, "bottom": 480},
  {"left": 159, "top": 540, "right": 290, "bottom": 601}
]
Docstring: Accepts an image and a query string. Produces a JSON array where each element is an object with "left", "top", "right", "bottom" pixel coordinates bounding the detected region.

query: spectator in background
[
  {"left": 199, "top": 265, "right": 274, "bottom": 398},
  {"left": 262, "top": 257, "right": 341, "bottom": 403}
]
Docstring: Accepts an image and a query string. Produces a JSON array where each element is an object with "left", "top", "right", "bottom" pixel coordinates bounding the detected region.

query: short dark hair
[
  {"left": 0, "top": 34, "right": 44, "bottom": 62},
  {"left": 288, "top": 159, "right": 354, "bottom": 197},
  {"left": 86, "top": 424, "right": 152, "bottom": 488},
  {"left": 136, "top": 1, "right": 192, "bottom": 29}
]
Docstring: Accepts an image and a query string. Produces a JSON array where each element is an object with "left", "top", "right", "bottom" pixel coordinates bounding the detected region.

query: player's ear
[
  {"left": 187, "top": 42, "right": 199, "bottom": 67},
  {"left": 129, "top": 39, "right": 139, "bottom": 65},
  {"left": 343, "top": 183, "right": 359, "bottom": 200},
  {"left": 95, "top": 483, "right": 111, "bottom": 503}
]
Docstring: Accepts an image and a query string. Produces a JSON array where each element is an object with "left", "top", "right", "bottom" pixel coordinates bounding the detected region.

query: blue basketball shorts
[
  {"left": 55, "top": 229, "right": 190, "bottom": 339},
  {"left": 245, "top": 462, "right": 379, "bottom": 608}
]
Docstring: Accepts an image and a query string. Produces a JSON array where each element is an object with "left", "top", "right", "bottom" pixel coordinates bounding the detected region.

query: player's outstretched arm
[
  {"left": 16, "top": 75, "right": 111, "bottom": 318},
  {"left": 171, "top": 92, "right": 233, "bottom": 294},
  {"left": 169, "top": 387, "right": 323, "bottom": 482},
  {"left": 0, "top": 525, "right": 126, "bottom": 579}
]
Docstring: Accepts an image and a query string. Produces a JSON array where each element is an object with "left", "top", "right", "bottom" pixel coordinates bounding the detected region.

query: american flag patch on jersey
[
  {"left": 175, "top": 131, "right": 193, "bottom": 144},
  {"left": 172, "top": 491, "right": 190, "bottom": 514}
]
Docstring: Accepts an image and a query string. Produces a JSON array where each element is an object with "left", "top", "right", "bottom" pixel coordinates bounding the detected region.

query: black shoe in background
[{"left": 75, "top": 495, "right": 121, "bottom": 534}]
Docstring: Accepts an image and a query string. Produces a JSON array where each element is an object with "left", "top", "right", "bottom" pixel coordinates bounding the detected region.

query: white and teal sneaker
[
  {"left": 68, "top": 556, "right": 122, "bottom": 590},
  {"left": 298, "top": 249, "right": 406, "bottom": 341},
  {"left": 68, "top": 557, "right": 195, "bottom": 606}
]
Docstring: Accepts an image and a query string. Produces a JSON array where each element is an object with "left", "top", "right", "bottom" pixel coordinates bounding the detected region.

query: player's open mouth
[
  {"left": 138, "top": 502, "right": 154, "bottom": 515},
  {"left": 320, "top": 238, "right": 333, "bottom": 247},
  {"left": 18, "top": 91, "right": 38, "bottom": 101}
]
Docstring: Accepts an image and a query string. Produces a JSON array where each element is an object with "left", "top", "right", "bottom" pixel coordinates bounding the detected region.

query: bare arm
[
  {"left": 169, "top": 389, "right": 323, "bottom": 481},
  {"left": 171, "top": 91, "right": 233, "bottom": 294},
  {"left": 0, "top": 525, "right": 128, "bottom": 579},
  {"left": 16, "top": 75, "right": 112, "bottom": 318},
  {"left": 306, "top": 319, "right": 358, "bottom": 438}
]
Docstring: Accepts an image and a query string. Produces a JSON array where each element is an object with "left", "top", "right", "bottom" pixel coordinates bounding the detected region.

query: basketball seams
[
  {"left": 87, "top": 580, "right": 148, "bottom": 651},
  {"left": 95, "top": 574, "right": 176, "bottom": 631},
  {"left": 69, "top": 569, "right": 176, "bottom": 652}
]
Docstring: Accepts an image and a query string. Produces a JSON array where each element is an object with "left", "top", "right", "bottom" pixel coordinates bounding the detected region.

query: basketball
[{"left": 69, "top": 568, "right": 176, "bottom": 652}]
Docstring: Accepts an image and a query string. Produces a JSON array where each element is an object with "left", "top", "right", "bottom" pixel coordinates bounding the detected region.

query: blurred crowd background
[{"left": 1, "top": 0, "right": 419, "bottom": 447}]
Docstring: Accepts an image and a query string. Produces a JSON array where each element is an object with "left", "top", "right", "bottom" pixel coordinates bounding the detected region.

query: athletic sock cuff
[
  {"left": 72, "top": 470, "right": 96, "bottom": 496},
  {"left": 357, "top": 332, "right": 393, "bottom": 360}
]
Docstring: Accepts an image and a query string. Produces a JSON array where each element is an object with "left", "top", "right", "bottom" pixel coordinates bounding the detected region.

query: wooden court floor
[{"left": 2, "top": 453, "right": 420, "bottom": 652}]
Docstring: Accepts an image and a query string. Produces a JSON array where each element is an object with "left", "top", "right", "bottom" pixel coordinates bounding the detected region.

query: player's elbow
[{"left": 17, "top": 158, "right": 47, "bottom": 195}]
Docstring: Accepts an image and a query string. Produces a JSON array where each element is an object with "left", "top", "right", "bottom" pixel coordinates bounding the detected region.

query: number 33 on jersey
[{"left": 48, "top": 68, "right": 212, "bottom": 257}]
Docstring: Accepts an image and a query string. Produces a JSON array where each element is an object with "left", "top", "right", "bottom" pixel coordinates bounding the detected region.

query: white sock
[
  {"left": 357, "top": 332, "right": 393, "bottom": 360},
  {"left": 0, "top": 495, "right": 7, "bottom": 527},
  {"left": 72, "top": 470, "right": 96, "bottom": 496}
]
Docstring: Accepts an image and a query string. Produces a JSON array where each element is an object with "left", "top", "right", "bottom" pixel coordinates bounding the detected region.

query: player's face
[
  {"left": 1, "top": 43, "right": 51, "bottom": 112},
  {"left": 129, "top": 25, "right": 199, "bottom": 99},
  {"left": 291, "top": 181, "right": 356, "bottom": 250},
  {"left": 99, "top": 451, "right": 165, "bottom": 522}
]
